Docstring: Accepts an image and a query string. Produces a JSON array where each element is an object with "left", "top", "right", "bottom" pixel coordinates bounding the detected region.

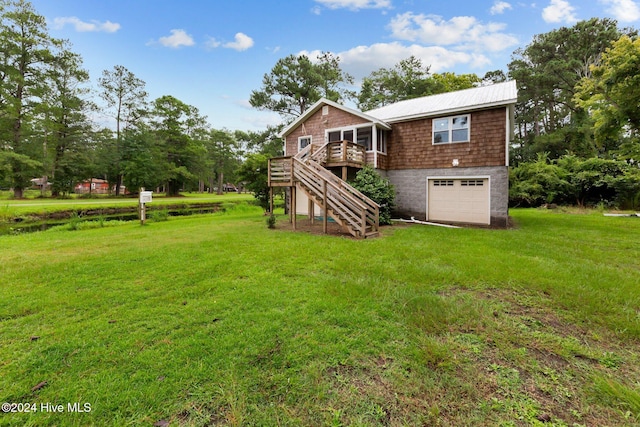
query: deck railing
[
  {"left": 267, "top": 156, "right": 293, "bottom": 186},
  {"left": 326, "top": 140, "right": 366, "bottom": 165},
  {"left": 302, "top": 140, "right": 365, "bottom": 166}
]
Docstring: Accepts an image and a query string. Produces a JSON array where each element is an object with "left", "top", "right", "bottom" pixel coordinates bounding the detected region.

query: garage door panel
[{"left": 428, "top": 178, "right": 489, "bottom": 225}]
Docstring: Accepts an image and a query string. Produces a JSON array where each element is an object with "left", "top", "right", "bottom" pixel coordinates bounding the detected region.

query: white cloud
[
  {"left": 157, "top": 29, "right": 195, "bottom": 48},
  {"left": 52, "top": 16, "right": 120, "bottom": 33},
  {"left": 542, "top": 0, "right": 578, "bottom": 23},
  {"left": 237, "top": 106, "right": 282, "bottom": 129},
  {"left": 206, "top": 37, "right": 221, "bottom": 49},
  {"left": 388, "top": 13, "right": 517, "bottom": 52},
  {"left": 301, "top": 42, "right": 491, "bottom": 81},
  {"left": 490, "top": 1, "right": 513, "bottom": 14},
  {"left": 599, "top": 0, "right": 640, "bottom": 22},
  {"left": 223, "top": 33, "right": 254, "bottom": 51},
  {"left": 314, "top": 0, "right": 392, "bottom": 10}
]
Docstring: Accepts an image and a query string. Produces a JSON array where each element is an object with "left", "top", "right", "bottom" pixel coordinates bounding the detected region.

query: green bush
[
  {"left": 509, "top": 153, "right": 569, "bottom": 207},
  {"left": 79, "top": 193, "right": 100, "bottom": 199},
  {"left": 149, "top": 207, "right": 169, "bottom": 222},
  {"left": 509, "top": 153, "right": 640, "bottom": 209},
  {"left": 556, "top": 156, "right": 626, "bottom": 207},
  {"left": 266, "top": 213, "right": 276, "bottom": 229},
  {"left": 67, "top": 212, "right": 81, "bottom": 231},
  {"left": 350, "top": 165, "right": 396, "bottom": 225}
]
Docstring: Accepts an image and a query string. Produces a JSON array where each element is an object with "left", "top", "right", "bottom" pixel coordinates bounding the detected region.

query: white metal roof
[{"left": 365, "top": 80, "right": 517, "bottom": 123}]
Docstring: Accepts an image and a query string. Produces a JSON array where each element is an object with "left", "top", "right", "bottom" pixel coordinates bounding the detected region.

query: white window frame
[
  {"left": 376, "top": 128, "right": 388, "bottom": 154},
  {"left": 432, "top": 114, "right": 470, "bottom": 145},
  {"left": 325, "top": 125, "right": 377, "bottom": 152},
  {"left": 298, "top": 135, "right": 312, "bottom": 151}
]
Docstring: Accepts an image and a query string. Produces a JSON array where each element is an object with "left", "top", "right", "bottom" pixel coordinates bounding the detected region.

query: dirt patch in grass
[
  {"left": 271, "top": 217, "right": 407, "bottom": 238},
  {"left": 273, "top": 217, "right": 353, "bottom": 237},
  {"left": 422, "top": 287, "right": 640, "bottom": 426}
]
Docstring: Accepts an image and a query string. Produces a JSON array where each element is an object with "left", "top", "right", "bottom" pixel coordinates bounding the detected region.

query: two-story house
[{"left": 268, "top": 80, "right": 517, "bottom": 237}]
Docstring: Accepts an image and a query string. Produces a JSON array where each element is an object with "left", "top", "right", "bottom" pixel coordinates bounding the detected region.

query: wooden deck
[{"left": 324, "top": 140, "right": 366, "bottom": 168}]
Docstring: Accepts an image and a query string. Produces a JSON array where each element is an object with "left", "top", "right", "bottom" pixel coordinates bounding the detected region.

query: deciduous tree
[
  {"left": 356, "top": 56, "right": 480, "bottom": 111},
  {"left": 357, "top": 56, "right": 436, "bottom": 111},
  {"left": 508, "top": 18, "right": 635, "bottom": 161},
  {"left": 234, "top": 126, "right": 283, "bottom": 157},
  {"left": 237, "top": 153, "right": 269, "bottom": 211},
  {"left": 575, "top": 35, "right": 640, "bottom": 159},
  {"left": 206, "top": 129, "right": 240, "bottom": 195}
]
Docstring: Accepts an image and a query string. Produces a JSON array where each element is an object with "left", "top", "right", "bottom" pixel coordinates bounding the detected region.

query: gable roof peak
[{"left": 278, "top": 98, "right": 391, "bottom": 138}]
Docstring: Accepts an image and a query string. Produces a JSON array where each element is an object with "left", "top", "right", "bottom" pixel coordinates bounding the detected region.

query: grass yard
[{"left": 1, "top": 206, "right": 639, "bottom": 426}]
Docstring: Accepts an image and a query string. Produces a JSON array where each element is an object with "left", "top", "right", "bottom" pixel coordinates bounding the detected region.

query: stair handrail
[
  {"left": 293, "top": 158, "right": 369, "bottom": 211},
  {"left": 309, "top": 142, "right": 330, "bottom": 164},
  {"left": 306, "top": 160, "right": 380, "bottom": 211},
  {"left": 268, "top": 155, "right": 293, "bottom": 186},
  {"left": 292, "top": 157, "right": 379, "bottom": 237},
  {"left": 294, "top": 142, "right": 314, "bottom": 162}
]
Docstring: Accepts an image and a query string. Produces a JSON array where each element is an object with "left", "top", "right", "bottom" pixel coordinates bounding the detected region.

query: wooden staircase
[{"left": 269, "top": 142, "right": 379, "bottom": 238}]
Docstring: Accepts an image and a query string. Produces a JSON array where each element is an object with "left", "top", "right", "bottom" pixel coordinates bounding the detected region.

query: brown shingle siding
[
  {"left": 385, "top": 107, "right": 507, "bottom": 170},
  {"left": 285, "top": 106, "right": 370, "bottom": 156},
  {"left": 284, "top": 104, "right": 507, "bottom": 171}
]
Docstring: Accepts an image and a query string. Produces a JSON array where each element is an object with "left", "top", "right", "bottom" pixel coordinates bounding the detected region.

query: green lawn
[{"left": 1, "top": 207, "right": 639, "bottom": 426}]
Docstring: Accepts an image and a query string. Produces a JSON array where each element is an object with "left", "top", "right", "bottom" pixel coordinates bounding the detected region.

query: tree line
[
  {"left": 508, "top": 18, "right": 640, "bottom": 208},
  {"left": 0, "top": 0, "right": 267, "bottom": 198},
  {"left": 1, "top": 0, "right": 639, "bottom": 209}
]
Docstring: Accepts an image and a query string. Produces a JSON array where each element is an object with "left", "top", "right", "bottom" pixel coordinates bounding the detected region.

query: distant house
[
  {"left": 30, "top": 177, "right": 51, "bottom": 191},
  {"left": 74, "top": 179, "right": 111, "bottom": 194},
  {"left": 268, "top": 81, "right": 517, "bottom": 237},
  {"left": 223, "top": 183, "right": 238, "bottom": 192}
]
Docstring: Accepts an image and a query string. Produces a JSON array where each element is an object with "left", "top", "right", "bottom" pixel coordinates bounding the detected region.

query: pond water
[{"left": 0, "top": 203, "right": 223, "bottom": 236}]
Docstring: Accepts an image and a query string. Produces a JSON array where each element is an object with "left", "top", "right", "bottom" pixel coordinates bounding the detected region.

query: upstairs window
[
  {"left": 298, "top": 136, "right": 312, "bottom": 151},
  {"left": 433, "top": 114, "right": 470, "bottom": 144},
  {"left": 357, "top": 128, "right": 372, "bottom": 151}
]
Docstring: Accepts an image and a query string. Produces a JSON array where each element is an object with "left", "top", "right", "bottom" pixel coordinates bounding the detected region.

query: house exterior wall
[
  {"left": 285, "top": 106, "right": 370, "bottom": 156},
  {"left": 377, "top": 153, "right": 389, "bottom": 170},
  {"left": 283, "top": 103, "right": 511, "bottom": 227},
  {"left": 386, "top": 166, "right": 509, "bottom": 227},
  {"left": 384, "top": 107, "right": 507, "bottom": 170}
]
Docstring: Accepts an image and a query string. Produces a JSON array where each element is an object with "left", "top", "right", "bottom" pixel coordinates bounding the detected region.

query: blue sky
[{"left": 28, "top": 0, "right": 640, "bottom": 132}]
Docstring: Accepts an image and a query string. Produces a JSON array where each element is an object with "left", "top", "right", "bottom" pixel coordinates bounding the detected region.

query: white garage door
[{"left": 428, "top": 178, "right": 490, "bottom": 225}]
